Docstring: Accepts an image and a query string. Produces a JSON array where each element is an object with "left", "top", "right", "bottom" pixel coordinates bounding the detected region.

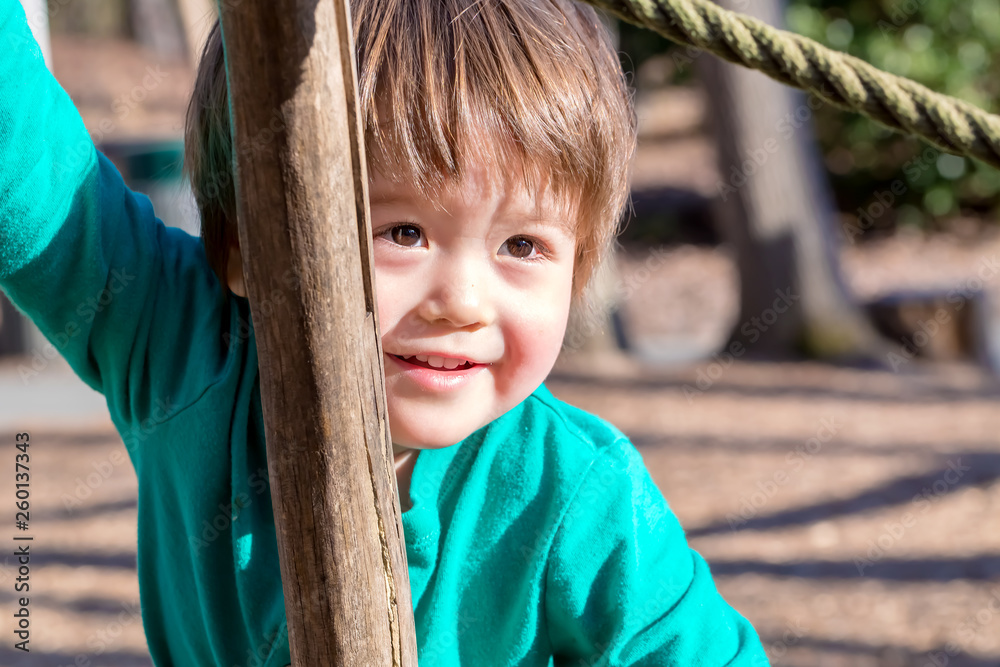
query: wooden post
[{"left": 216, "top": 1, "right": 418, "bottom": 664}]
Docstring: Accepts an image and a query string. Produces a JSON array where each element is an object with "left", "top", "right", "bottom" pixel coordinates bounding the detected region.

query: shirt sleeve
[
  {"left": 0, "top": 0, "right": 234, "bottom": 429},
  {"left": 545, "top": 440, "right": 770, "bottom": 666}
]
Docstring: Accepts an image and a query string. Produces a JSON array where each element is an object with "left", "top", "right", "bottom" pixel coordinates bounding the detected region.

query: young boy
[{"left": 0, "top": 0, "right": 769, "bottom": 664}]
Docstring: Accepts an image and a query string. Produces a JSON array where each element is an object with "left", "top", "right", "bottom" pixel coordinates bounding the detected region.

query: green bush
[
  {"left": 785, "top": 0, "right": 1000, "bottom": 235},
  {"left": 617, "top": 0, "right": 1000, "bottom": 237}
]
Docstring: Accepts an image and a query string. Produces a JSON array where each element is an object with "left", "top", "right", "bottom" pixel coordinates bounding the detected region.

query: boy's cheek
[{"left": 370, "top": 266, "right": 403, "bottom": 331}]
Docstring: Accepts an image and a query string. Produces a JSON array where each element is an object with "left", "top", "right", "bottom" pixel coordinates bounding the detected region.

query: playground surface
[
  {"left": 1, "top": 31, "right": 996, "bottom": 667},
  {"left": 1, "top": 236, "right": 998, "bottom": 667}
]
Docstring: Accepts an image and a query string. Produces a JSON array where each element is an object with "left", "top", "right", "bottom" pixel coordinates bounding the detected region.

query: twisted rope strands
[{"left": 587, "top": 0, "right": 1000, "bottom": 169}]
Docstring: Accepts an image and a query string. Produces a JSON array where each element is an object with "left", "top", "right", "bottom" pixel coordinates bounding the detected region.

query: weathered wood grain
[{"left": 216, "top": 0, "right": 417, "bottom": 663}]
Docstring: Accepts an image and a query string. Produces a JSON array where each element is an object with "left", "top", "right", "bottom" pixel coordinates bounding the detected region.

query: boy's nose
[{"left": 417, "top": 260, "right": 496, "bottom": 330}]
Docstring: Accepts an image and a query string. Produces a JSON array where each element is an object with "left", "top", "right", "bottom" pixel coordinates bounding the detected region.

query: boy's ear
[{"left": 227, "top": 243, "right": 247, "bottom": 298}]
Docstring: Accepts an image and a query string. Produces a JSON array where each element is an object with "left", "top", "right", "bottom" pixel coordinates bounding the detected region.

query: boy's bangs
[
  {"left": 185, "top": 0, "right": 634, "bottom": 297},
  {"left": 354, "top": 0, "right": 631, "bottom": 253},
  {"left": 365, "top": 104, "right": 574, "bottom": 219}
]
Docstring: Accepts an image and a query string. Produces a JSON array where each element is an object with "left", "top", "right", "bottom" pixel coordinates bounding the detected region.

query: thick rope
[{"left": 587, "top": 0, "right": 1000, "bottom": 169}]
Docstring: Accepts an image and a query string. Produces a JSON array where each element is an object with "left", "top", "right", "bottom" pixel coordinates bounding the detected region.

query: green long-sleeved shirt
[{"left": 0, "top": 2, "right": 769, "bottom": 664}]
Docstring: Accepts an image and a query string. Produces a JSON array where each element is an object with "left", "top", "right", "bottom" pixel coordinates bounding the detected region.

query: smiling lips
[
  {"left": 391, "top": 354, "right": 477, "bottom": 371},
  {"left": 386, "top": 352, "right": 489, "bottom": 392}
]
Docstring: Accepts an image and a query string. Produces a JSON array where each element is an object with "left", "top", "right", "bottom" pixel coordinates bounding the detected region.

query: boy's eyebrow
[
  {"left": 369, "top": 191, "right": 576, "bottom": 232},
  {"left": 369, "top": 193, "right": 418, "bottom": 207},
  {"left": 369, "top": 192, "right": 454, "bottom": 217},
  {"left": 512, "top": 214, "right": 576, "bottom": 234}
]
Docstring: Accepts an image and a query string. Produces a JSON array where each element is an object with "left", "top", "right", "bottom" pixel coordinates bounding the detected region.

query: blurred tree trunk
[
  {"left": 131, "top": 0, "right": 187, "bottom": 61},
  {"left": 697, "top": 0, "right": 887, "bottom": 361},
  {"left": 174, "top": 0, "right": 215, "bottom": 65},
  {"left": 46, "top": 0, "right": 130, "bottom": 38}
]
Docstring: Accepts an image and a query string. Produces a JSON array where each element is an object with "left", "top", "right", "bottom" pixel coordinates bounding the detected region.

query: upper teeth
[{"left": 403, "top": 354, "right": 468, "bottom": 369}]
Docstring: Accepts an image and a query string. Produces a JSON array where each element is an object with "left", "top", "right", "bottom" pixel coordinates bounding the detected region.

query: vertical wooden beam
[{"left": 216, "top": 1, "right": 417, "bottom": 664}]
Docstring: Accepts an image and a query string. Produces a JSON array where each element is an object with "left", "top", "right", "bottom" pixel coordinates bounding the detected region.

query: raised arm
[
  {"left": 0, "top": 0, "right": 234, "bottom": 431},
  {"left": 546, "top": 440, "right": 770, "bottom": 666}
]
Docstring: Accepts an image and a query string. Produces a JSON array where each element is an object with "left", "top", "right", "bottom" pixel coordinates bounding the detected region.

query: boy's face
[{"left": 370, "top": 162, "right": 577, "bottom": 449}]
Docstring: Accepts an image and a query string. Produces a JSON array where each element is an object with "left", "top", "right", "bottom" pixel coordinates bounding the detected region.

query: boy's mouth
[{"left": 390, "top": 354, "right": 476, "bottom": 371}]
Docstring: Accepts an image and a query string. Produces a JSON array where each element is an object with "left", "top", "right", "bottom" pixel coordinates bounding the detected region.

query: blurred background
[{"left": 0, "top": 0, "right": 998, "bottom": 665}]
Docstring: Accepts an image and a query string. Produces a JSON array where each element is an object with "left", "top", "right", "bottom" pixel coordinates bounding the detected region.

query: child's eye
[
  {"left": 382, "top": 224, "right": 425, "bottom": 248},
  {"left": 499, "top": 236, "right": 543, "bottom": 260}
]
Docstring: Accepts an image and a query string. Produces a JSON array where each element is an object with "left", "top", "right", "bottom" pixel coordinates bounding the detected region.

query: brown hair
[{"left": 185, "top": 0, "right": 636, "bottom": 299}]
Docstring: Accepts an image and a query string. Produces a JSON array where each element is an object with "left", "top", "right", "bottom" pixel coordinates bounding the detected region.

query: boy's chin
[
  {"left": 388, "top": 425, "right": 478, "bottom": 450},
  {"left": 386, "top": 407, "right": 487, "bottom": 450}
]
